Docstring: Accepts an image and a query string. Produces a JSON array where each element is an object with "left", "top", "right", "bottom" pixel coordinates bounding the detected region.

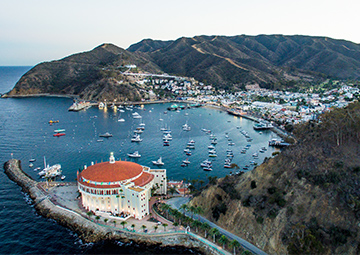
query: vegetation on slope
[{"left": 190, "top": 101, "right": 360, "bottom": 254}]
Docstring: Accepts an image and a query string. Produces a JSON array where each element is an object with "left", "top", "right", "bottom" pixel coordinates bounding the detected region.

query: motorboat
[
  {"left": 184, "top": 148, "right": 191, "bottom": 153},
  {"left": 163, "top": 140, "right": 170, "bottom": 146},
  {"left": 99, "top": 132, "right": 113, "bottom": 138},
  {"left": 132, "top": 112, "right": 142, "bottom": 119},
  {"left": 34, "top": 167, "right": 41, "bottom": 171},
  {"left": 228, "top": 142, "right": 235, "bottom": 146},
  {"left": 182, "top": 158, "right": 190, "bottom": 164},
  {"left": 54, "top": 129, "right": 65, "bottom": 133},
  {"left": 131, "top": 135, "right": 142, "bottom": 142},
  {"left": 61, "top": 175, "right": 66, "bottom": 180},
  {"left": 53, "top": 133, "right": 66, "bottom": 137},
  {"left": 208, "top": 149, "right": 216, "bottom": 154},
  {"left": 29, "top": 158, "right": 36, "bottom": 162},
  {"left": 182, "top": 123, "right": 191, "bottom": 131},
  {"left": 39, "top": 157, "right": 62, "bottom": 178},
  {"left": 209, "top": 153, "right": 217, "bottom": 157},
  {"left": 224, "top": 163, "right": 232, "bottom": 168},
  {"left": 203, "top": 167, "right": 212, "bottom": 171},
  {"left": 208, "top": 145, "right": 215, "bottom": 150},
  {"left": 97, "top": 139, "right": 104, "bottom": 142},
  {"left": 118, "top": 118, "right": 125, "bottom": 122},
  {"left": 152, "top": 157, "right": 164, "bottom": 166},
  {"left": 29, "top": 163, "right": 33, "bottom": 168},
  {"left": 186, "top": 151, "right": 192, "bottom": 156},
  {"left": 163, "top": 134, "right": 172, "bottom": 140},
  {"left": 128, "top": 151, "right": 141, "bottom": 158}
]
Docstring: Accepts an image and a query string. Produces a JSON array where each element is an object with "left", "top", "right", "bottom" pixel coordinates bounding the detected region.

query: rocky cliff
[{"left": 191, "top": 101, "right": 360, "bottom": 254}]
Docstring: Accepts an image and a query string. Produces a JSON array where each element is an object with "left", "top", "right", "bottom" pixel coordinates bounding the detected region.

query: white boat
[
  {"left": 97, "top": 139, "right": 104, "bottom": 142},
  {"left": 252, "top": 153, "right": 259, "bottom": 158},
  {"left": 202, "top": 159, "right": 212, "bottom": 164},
  {"left": 118, "top": 118, "right": 125, "bottom": 122},
  {"left": 132, "top": 112, "right": 142, "bottom": 119},
  {"left": 61, "top": 175, "right": 66, "bottom": 180},
  {"left": 182, "top": 158, "right": 190, "bottom": 164},
  {"left": 203, "top": 167, "right": 212, "bottom": 171},
  {"left": 29, "top": 158, "right": 36, "bottom": 162},
  {"left": 163, "top": 133, "right": 172, "bottom": 140},
  {"left": 118, "top": 109, "right": 125, "bottom": 113},
  {"left": 201, "top": 162, "right": 212, "bottom": 167},
  {"left": 209, "top": 153, "right": 217, "bottom": 157},
  {"left": 139, "top": 122, "right": 145, "bottom": 127},
  {"left": 39, "top": 157, "right": 62, "bottom": 178},
  {"left": 99, "top": 132, "right": 113, "bottom": 138},
  {"left": 152, "top": 157, "right": 164, "bottom": 166},
  {"left": 208, "top": 145, "right": 215, "bottom": 149},
  {"left": 182, "top": 123, "right": 191, "bottom": 131},
  {"left": 131, "top": 135, "right": 143, "bottom": 142},
  {"left": 54, "top": 129, "right": 66, "bottom": 133},
  {"left": 29, "top": 163, "right": 33, "bottom": 168},
  {"left": 34, "top": 167, "right": 41, "bottom": 171},
  {"left": 208, "top": 149, "right": 216, "bottom": 154},
  {"left": 128, "top": 151, "right": 141, "bottom": 158}
]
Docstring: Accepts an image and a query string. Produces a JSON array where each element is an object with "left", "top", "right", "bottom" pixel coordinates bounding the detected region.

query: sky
[{"left": 1, "top": 0, "right": 359, "bottom": 66}]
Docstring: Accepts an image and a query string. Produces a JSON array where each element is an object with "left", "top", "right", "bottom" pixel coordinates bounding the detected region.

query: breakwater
[{"left": 3, "top": 159, "right": 226, "bottom": 255}]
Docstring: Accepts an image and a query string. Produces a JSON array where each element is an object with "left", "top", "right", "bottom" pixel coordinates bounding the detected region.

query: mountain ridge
[{"left": 5, "top": 34, "right": 360, "bottom": 99}]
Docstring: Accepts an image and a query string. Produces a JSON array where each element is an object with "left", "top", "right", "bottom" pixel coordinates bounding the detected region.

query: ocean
[{"left": 0, "top": 66, "right": 279, "bottom": 254}]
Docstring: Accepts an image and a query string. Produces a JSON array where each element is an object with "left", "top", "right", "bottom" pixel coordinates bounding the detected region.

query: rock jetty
[{"left": 3, "top": 159, "right": 223, "bottom": 255}]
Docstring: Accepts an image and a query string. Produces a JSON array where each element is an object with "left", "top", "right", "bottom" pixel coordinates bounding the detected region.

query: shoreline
[{"left": 3, "top": 159, "right": 228, "bottom": 255}]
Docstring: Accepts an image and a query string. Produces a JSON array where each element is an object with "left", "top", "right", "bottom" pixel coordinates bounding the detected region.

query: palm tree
[
  {"left": 173, "top": 222, "right": 179, "bottom": 231},
  {"left": 95, "top": 215, "right": 100, "bottom": 223},
  {"left": 104, "top": 218, "right": 108, "bottom": 225},
  {"left": 219, "top": 235, "right": 229, "bottom": 249},
  {"left": 169, "top": 186, "right": 177, "bottom": 196},
  {"left": 162, "top": 223, "right": 168, "bottom": 231},
  {"left": 131, "top": 224, "right": 135, "bottom": 232},
  {"left": 120, "top": 221, "right": 127, "bottom": 229},
  {"left": 113, "top": 220, "right": 116, "bottom": 227},
  {"left": 201, "top": 222, "right": 211, "bottom": 238},
  {"left": 141, "top": 225, "right": 147, "bottom": 232},
  {"left": 195, "top": 206, "right": 204, "bottom": 220},
  {"left": 189, "top": 205, "right": 196, "bottom": 219},
  {"left": 180, "top": 204, "right": 188, "bottom": 215},
  {"left": 153, "top": 225, "right": 158, "bottom": 232},
  {"left": 192, "top": 220, "right": 201, "bottom": 233},
  {"left": 210, "top": 228, "right": 220, "bottom": 243},
  {"left": 230, "top": 239, "right": 240, "bottom": 255}
]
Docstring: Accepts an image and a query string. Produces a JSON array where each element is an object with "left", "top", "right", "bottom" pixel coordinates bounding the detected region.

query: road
[{"left": 166, "top": 197, "right": 268, "bottom": 255}]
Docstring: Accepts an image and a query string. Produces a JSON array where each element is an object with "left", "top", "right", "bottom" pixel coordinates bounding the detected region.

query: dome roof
[{"left": 80, "top": 161, "right": 143, "bottom": 183}]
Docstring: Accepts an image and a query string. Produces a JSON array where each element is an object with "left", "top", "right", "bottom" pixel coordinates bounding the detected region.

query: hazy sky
[{"left": 1, "top": 0, "right": 359, "bottom": 65}]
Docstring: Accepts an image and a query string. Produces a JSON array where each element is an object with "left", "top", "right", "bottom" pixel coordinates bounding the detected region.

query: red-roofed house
[{"left": 77, "top": 153, "right": 166, "bottom": 220}]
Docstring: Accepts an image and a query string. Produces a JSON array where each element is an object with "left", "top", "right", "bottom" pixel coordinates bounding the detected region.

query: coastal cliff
[
  {"left": 190, "top": 101, "right": 360, "bottom": 254},
  {"left": 3, "top": 159, "right": 220, "bottom": 255}
]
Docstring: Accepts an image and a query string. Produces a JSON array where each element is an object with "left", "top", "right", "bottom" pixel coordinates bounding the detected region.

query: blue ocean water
[{"left": 0, "top": 66, "right": 279, "bottom": 254}]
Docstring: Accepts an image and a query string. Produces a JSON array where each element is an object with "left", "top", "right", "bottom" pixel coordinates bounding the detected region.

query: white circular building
[{"left": 77, "top": 153, "right": 166, "bottom": 220}]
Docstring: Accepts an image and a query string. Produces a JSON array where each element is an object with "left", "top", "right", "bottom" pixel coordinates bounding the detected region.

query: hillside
[
  {"left": 5, "top": 35, "right": 360, "bottom": 99},
  {"left": 190, "top": 102, "right": 360, "bottom": 254},
  {"left": 6, "top": 43, "right": 163, "bottom": 101},
  {"left": 129, "top": 35, "right": 360, "bottom": 90}
]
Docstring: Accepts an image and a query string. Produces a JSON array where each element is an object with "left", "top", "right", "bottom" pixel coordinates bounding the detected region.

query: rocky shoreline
[{"left": 3, "top": 159, "right": 224, "bottom": 255}]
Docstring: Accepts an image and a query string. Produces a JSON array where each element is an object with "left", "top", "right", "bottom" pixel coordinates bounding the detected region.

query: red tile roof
[
  {"left": 132, "top": 172, "right": 154, "bottom": 187},
  {"left": 80, "top": 161, "right": 143, "bottom": 183}
]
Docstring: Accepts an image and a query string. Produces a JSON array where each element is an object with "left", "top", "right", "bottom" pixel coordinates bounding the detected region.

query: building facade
[{"left": 77, "top": 153, "right": 166, "bottom": 220}]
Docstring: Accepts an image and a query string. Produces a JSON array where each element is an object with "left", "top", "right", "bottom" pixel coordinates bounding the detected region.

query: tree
[
  {"left": 131, "top": 224, "right": 135, "bottom": 231},
  {"left": 153, "top": 225, "right": 158, "bottom": 232},
  {"left": 219, "top": 235, "right": 229, "bottom": 249},
  {"left": 141, "top": 225, "right": 147, "bottom": 232},
  {"left": 195, "top": 206, "right": 204, "bottom": 220},
  {"left": 120, "top": 221, "right": 127, "bottom": 229},
  {"left": 162, "top": 223, "right": 168, "bottom": 231},
  {"left": 173, "top": 222, "right": 179, "bottom": 231},
  {"left": 201, "top": 222, "right": 211, "bottom": 238},
  {"left": 230, "top": 239, "right": 240, "bottom": 255},
  {"left": 192, "top": 220, "right": 201, "bottom": 233},
  {"left": 169, "top": 186, "right": 177, "bottom": 196},
  {"left": 95, "top": 215, "right": 100, "bottom": 223},
  {"left": 113, "top": 220, "right": 116, "bottom": 227},
  {"left": 210, "top": 228, "right": 220, "bottom": 243},
  {"left": 180, "top": 204, "right": 188, "bottom": 215},
  {"left": 104, "top": 218, "right": 108, "bottom": 225},
  {"left": 189, "top": 205, "right": 196, "bottom": 219},
  {"left": 86, "top": 211, "right": 93, "bottom": 220}
]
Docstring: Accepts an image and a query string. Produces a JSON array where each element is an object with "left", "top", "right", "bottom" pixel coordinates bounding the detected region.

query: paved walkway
[{"left": 166, "top": 197, "right": 268, "bottom": 255}]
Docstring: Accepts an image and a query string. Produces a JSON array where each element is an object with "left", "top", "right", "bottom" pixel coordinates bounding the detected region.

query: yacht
[
  {"left": 131, "top": 135, "right": 142, "bottom": 142},
  {"left": 253, "top": 122, "right": 274, "bottom": 130},
  {"left": 152, "top": 157, "right": 164, "bottom": 166},
  {"left": 182, "top": 158, "right": 191, "bottom": 164},
  {"left": 208, "top": 145, "right": 215, "bottom": 150},
  {"left": 132, "top": 112, "right": 142, "bottom": 119},
  {"left": 203, "top": 167, "right": 212, "bottom": 171},
  {"left": 182, "top": 123, "right": 191, "bottom": 131},
  {"left": 99, "top": 132, "right": 113, "bottom": 138},
  {"left": 127, "top": 151, "right": 141, "bottom": 158}
]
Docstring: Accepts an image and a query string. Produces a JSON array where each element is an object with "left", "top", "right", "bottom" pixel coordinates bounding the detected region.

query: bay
[{"left": 0, "top": 66, "right": 279, "bottom": 254}]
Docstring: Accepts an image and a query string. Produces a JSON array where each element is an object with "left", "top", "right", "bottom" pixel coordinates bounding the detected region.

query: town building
[{"left": 77, "top": 153, "right": 166, "bottom": 220}]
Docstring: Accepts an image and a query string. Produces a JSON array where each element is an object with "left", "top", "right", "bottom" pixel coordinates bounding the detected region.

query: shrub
[
  {"left": 256, "top": 216, "right": 264, "bottom": 224},
  {"left": 267, "top": 208, "right": 278, "bottom": 219},
  {"left": 251, "top": 180, "right": 257, "bottom": 189}
]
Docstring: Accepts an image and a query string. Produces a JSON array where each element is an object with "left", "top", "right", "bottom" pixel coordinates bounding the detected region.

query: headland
[{"left": 3, "top": 159, "right": 229, "bottom": 255}]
